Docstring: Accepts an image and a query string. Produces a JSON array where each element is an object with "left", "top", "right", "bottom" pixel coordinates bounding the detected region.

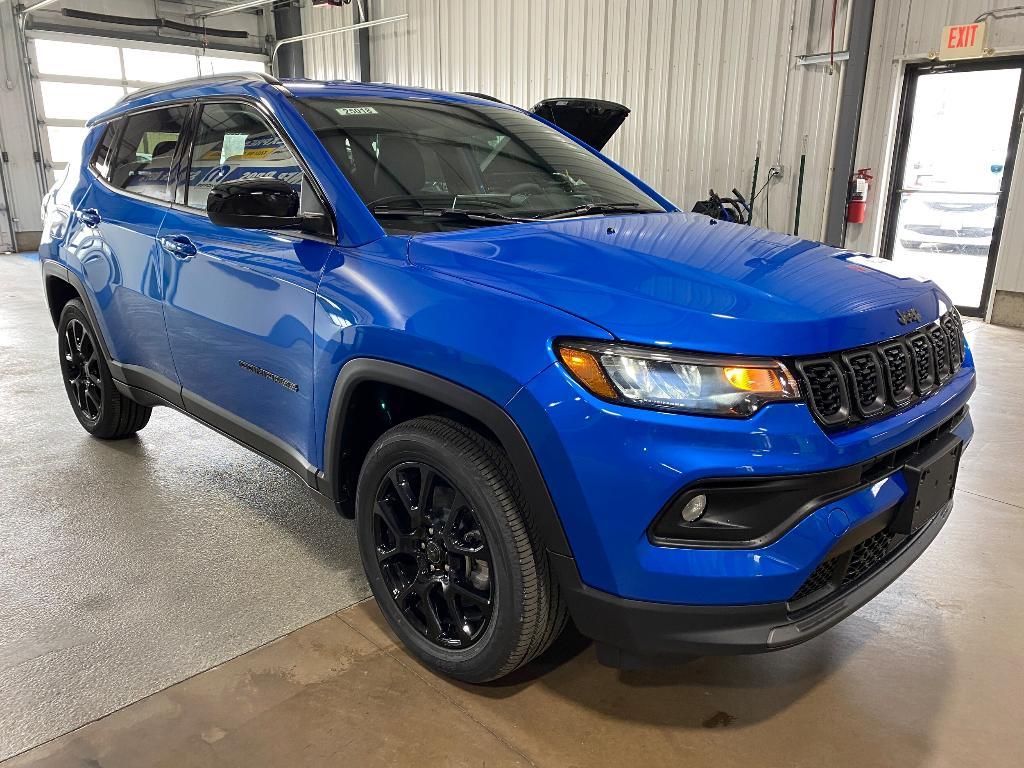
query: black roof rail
[{"left": 118, "top": 72, "right": 283, "bottom": 104}]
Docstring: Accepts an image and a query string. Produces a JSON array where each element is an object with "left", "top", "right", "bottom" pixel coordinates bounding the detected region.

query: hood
[
  {"left": 530, "top": 98, "right": 629, "bottom": 151},
  {"left": 407, "top": 212, "right": 956, "bottom": 357}
]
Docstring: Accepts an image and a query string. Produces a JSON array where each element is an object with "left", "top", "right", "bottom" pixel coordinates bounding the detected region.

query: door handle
[
  {"left": 79, "top": 208, "right": 101, "bottom": 227},
  {"left": 159, "top": 234, "right": 197, "bottom": 260}
]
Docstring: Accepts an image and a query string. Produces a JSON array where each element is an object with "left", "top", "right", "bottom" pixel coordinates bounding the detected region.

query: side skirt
[{"left": 112, "top": 372, "right": 335, "bottom": 511}]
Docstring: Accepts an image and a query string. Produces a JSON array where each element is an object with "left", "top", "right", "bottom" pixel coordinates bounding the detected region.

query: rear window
[{"left": 107, "top": 105, "right": 190, "bottom": 202}]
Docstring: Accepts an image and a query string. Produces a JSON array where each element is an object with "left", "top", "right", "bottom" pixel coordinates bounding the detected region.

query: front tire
[
  {"left": 57, "top": 299, "right": 152, "bottom": 439},
  {"left": 355, "top": 415, "right": 567, "bottom": 682}
]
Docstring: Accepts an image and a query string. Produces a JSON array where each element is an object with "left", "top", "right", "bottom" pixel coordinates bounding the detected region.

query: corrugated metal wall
[
  {"left": 304, "top": 0, "right": 852, "bottom": 239},
  {"left": 301, "top": 1, "right": 362, "bottom": 81},
  {"left": 301, "top": 0, "right": 1024, "bottom": 303}
]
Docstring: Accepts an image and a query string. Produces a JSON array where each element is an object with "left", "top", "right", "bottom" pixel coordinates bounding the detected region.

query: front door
[
  {"left": 882, "top": 59, "right": 1024, "bottom": 316},
  {"left": 160, "top": 100, "right": 335, "bottom": 475}
]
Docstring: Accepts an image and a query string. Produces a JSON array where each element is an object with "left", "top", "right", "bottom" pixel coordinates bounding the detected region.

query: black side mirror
[{"left": 207, "top": 179, "right": 303, "bottom": 229}]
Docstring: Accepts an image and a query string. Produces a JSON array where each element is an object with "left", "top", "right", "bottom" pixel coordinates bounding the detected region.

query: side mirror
[{"left": 207, "top": 179, "right": 303, "bottom": 230}]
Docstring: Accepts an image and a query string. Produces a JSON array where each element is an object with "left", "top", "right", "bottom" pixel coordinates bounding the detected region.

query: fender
[
  {"left": 318, "top": 358, "right": 573, "bottom": 558},
  {"left": 41, "top": 258, "right": 185, "bottom": 409}
]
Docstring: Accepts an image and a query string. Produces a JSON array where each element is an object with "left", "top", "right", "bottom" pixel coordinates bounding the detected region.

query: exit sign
[{"left": 939, "top": 21, "right": 987, "bottom": 60}]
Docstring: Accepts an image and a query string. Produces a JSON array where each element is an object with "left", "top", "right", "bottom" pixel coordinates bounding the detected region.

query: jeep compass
[{"left": 39, "top": 73, "right": 975, "bottom": 681}]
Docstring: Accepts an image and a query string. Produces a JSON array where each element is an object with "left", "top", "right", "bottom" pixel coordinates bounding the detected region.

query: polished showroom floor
[{"left": 2, "top": 253, "right": 1022, "bottom": 767}]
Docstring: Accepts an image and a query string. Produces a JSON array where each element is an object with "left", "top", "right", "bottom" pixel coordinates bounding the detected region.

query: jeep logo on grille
[{"left": 896, "top": 307, "right": 922, "bottom": 325}]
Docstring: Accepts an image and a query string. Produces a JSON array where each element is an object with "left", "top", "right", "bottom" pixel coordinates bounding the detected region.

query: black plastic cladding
[{"left": 794, "top": 310, "right": 966, "bottom": 429}]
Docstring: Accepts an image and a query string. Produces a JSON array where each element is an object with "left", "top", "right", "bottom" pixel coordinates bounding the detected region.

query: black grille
[
  {"left": 843, "top": 351, "right": 884, "bottom": 416},
  {"left": 929, "top": 326, "right": 950, "bottom": 382},
  {"left": 842, "top": 529, "right": 896, "bottom": 586},
  {"left": 880, "top": 342, "right": 914, "bottom": 405},
  {"left": 789, "top": 527, "right": 906, "bottom": 608},
  {"left": 798, "top": 360, "right": 846, "bottom": 421},
  {"left": 942, "top": 315, "right": 964, "bottom": 371},
  {"left": 909, "top": 334, "right": 935, "bottom": 393},
  {"left": 794, "top": 310, "right": 964, "bottom": 429},
  {"left": 790, "top": 559, "right": 836, "bottom": 603}
]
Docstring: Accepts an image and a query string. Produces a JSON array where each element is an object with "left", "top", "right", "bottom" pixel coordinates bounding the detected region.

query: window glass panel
[
  {"left": 293, "top": 97, "right": 661, "bottom": 233},
  {"left": 199, "top": 56, "right": 266, "bottom": 75},
  {"left": 122, "top": 48, "right": 198, "bottom": 82},
  {"left": 109, "top": 106, "right": 190, "bottom": 201},
  {"left": 91, "top": 122, "right": 119, "bottom": 178},
  {"left": 34, "top": 39, "right": 122, "bottom": 79},
  {"left": 46, "top": 125, "right": 90, "bottom": 165},
  {"left": 40, "top": 82, "right": 124, "bottom": 120},
  {"left": 186, "top": 102, "right": 302, "bottom": 210}
]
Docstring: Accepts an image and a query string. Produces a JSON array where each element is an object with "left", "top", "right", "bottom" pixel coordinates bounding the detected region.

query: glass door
[{"left": 882, "top": 60, "right": 1024, "bottom": 316}]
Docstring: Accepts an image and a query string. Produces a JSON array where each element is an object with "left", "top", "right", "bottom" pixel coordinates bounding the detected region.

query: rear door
[
  {"left": 159, "top": 100, "right": 335, "bottom": 473},
  {"left": 67, "top": 104, "right": 189, "bottom": 394}
]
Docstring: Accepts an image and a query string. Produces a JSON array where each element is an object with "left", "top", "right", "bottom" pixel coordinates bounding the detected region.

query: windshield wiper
[
  {"left": 532, "top": 202, "right": 651, "bottom": 220},
  {"left": 372, "top": 207, "right": 529, "bottom": 225}
]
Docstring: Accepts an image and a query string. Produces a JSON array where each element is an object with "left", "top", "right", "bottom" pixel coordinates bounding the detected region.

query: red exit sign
[{"left": 939, "top": 21, "right": 987, "bottom": 60}]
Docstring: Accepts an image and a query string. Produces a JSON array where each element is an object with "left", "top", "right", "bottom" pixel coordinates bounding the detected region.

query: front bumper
[
  {"left": 506, "top": 358, "right": 975, "bottom": 606},
  {"left": 504, "top": 345, "right": 975, "bottom": 661},
  {"left": 553, "top": 492, "right": 955, "bottom": 663}
]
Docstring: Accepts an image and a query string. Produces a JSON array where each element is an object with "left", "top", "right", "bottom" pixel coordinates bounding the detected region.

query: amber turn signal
[
  {"left": 723, "top": 366, "right": 789, "bottom": 393},
  {"left": 557, "top": 346, "right": 618, "bottom": 399}
]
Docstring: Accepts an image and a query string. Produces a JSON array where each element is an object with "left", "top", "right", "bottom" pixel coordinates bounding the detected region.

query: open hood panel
[{"left": 530, "top": 98, "right": 629, "bottom": 150}]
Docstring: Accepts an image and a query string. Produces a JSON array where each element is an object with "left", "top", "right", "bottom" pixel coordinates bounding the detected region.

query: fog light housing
[{"left": 680, "top": 494, "right": 707, "bottom": 522}]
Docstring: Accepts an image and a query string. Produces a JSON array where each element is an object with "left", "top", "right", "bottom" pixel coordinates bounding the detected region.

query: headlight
[{"left": 555, "top": 339, "right": 800, "bottom": 417}]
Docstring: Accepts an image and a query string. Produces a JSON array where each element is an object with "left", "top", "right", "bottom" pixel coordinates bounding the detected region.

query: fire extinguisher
[{"left": 846, "top": 168, "right": 873, "bottom": 224}]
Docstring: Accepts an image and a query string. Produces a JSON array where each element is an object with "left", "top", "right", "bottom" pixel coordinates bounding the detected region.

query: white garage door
[{"left": 28, "top": 33, "right": 268, "bottom": 184}]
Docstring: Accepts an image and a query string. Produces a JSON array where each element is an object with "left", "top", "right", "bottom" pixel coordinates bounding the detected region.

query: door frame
[{"left": 879, "top": 56, "right": 1024, "bottom": 317}]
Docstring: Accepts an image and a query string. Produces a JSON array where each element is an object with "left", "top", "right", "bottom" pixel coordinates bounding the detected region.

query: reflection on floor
[{"left": 2, "top": 255, "right": 1023, "bottom": 767}]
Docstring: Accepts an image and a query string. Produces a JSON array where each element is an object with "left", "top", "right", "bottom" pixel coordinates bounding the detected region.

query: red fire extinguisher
[{"left": 846, "top": 168, "right": 873, "bottom": 224}]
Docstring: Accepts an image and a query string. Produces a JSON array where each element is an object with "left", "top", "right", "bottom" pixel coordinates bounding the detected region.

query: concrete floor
[
  {"left": 2, "top": 252, "right": 1023, "bottom": 766},
  {"left": 0, "top": 255, "right": 369, "bottom": 759}
]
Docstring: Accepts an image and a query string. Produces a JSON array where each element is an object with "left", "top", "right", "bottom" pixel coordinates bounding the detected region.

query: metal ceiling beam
[
  {"left": 355, "top": 0, "right": 370, "bottom": 82},
  {"left": 824, "top": 0, "right": 875, "bottom": 247},
  {"left": 187, "top": 0, "right": 275, "bottom": 19},
  {"left": 272, "top": 1, "right": 304, "bottom": 78}
]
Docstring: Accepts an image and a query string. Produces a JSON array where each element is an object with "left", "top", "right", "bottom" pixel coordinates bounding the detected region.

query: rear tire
[
  {"left": 57, "top": 299, "right": 152, "bottom": 439},
  {"left": 355, "top": 415, "right": 567, "bottom": 682}
]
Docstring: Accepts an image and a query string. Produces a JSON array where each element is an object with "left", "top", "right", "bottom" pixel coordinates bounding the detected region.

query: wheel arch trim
[
  {"left": 319, "top": 358, "right": 573, "bottom": 558},
  {"left": 41, "top": 259, "right": 115, "bottom": 363}
]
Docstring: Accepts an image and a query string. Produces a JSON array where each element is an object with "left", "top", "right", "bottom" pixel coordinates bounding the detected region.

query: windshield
[{"left": 294, "top": 97, "right": 664, "bottom": 233}]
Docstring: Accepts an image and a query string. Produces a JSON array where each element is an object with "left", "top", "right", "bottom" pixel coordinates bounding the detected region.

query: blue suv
[{"left": 40, "top": 73, "right": 975, "bottom": 682}]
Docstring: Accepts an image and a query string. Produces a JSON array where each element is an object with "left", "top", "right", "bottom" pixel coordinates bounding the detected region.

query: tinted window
[
  {"left": 186, "top": 102, "right": 303, "bottom": 211},
  {"left": 90, "top": 121, "right": 119, "bottom": 179},
  {"left": 108, "top": 105, "right": 189, "bottom": 201},
  {"left": 294, "top": 97, "right": 662, "bottom": 232}
]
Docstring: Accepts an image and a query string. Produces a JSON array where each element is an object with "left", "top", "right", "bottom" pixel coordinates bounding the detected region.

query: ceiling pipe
[
  {"left": 18, "top": 0, "right": 62, "bottom": 15},
  {"left": 270, "top": 13, "right": 407, "bottom": 76}
]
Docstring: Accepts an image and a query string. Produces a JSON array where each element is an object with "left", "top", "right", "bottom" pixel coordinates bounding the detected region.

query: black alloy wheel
[
  {"left": 373, "top": 461, "right": 494, "bottom": 649},
  {"left": 56, "top": 299, "right": 152, "bottom": 439},
  {"left": 62, "top": 318, "right": 103, "bottom": 423},
  {"left": 356, "top": 416, "right": 567, "bottom": 682}
]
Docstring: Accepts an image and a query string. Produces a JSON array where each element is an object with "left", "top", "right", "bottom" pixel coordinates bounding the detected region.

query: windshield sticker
[{"left": 335, "top": 106, "right": 378, "bottom": 116}]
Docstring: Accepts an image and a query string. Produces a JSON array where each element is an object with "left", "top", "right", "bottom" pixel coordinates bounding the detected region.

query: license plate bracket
[{"left": 891, "top": 435, "right": 963, "bottom": 535}]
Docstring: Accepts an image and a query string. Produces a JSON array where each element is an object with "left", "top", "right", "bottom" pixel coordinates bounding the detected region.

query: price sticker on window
[{"left": 335, "top": 106, "right": 378, "bottom": 116}]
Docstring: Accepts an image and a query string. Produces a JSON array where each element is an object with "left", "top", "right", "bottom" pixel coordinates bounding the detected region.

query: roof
[{"left": 87, "top": 73, "right": 511, "bottom": 127}]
